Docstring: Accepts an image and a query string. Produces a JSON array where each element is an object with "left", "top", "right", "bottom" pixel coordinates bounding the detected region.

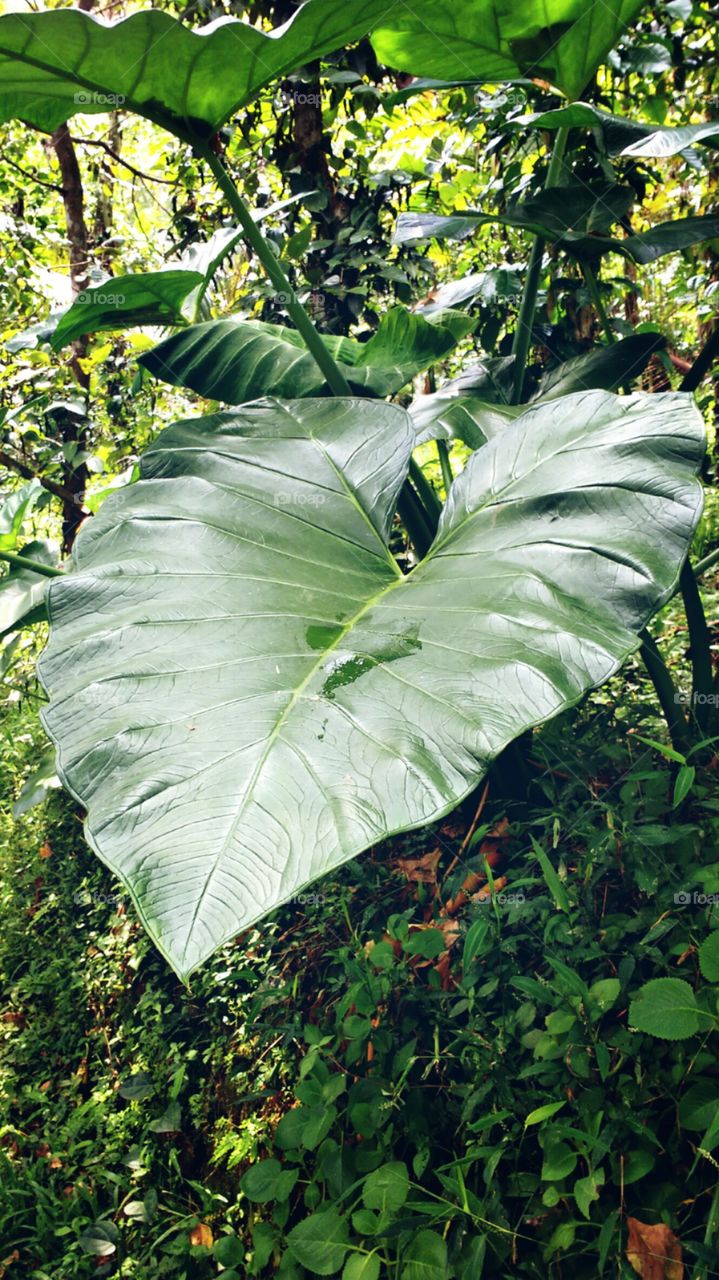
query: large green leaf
[
  {"left": 50, "top": 271, "right": 204, "bottom": 351},
  {"left": 523, "top": 103, "right": 719, "bottom": 158},
  {"left": 39, "top": 392, "right": 703, "bottom": 979},
  {"left": 394, "top": 185, "right": 635, "bottom": 258},
  {"left": 0, "top": 540, "right": 56, "bottom": 639},
  {"left": 0, "top": 3, "right": 390, "bottom": 142},
  {"left": 371, "top": 0, "right": 647, "bottom": 101},
  {"left": 410, "top": 360, "right": 518, "bottom": 447},
  {"left": 139, "top": 309, "right": 475, "bottom": 403},
  {"left": 533, "top": 334, "right": 666, "bottom": 401},
  {"left": 397, "top": 202, "right": 719, "bottom": 265},
  {"left": 49, "top": 200, "right": 304, "bottom": 349}
]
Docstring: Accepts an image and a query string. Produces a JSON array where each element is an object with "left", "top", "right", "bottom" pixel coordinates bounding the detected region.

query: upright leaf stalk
[{"left": 511, "top": 127, "right": 570, "bottom": 404}]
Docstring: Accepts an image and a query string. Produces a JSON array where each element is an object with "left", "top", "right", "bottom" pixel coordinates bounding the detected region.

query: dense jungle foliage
[{"left": 1, "top": 0, "right": 719, "bottom": 1276}]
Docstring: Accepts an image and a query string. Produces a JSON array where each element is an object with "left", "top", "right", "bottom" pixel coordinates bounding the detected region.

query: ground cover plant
[{"left": 1, "top": 0, "right": 718, "bottom": 1275}]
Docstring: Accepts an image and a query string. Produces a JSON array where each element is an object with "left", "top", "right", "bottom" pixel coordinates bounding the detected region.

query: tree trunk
[{"left": 46, "top": 124, "right": 91, "bottom": 552}]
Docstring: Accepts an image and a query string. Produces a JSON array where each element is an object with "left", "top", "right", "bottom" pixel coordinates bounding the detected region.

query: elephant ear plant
[{"left": 0, "top": 1, "right": 709, "bottom": 978}]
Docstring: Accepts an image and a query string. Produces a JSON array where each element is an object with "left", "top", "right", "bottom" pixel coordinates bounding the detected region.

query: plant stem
[
  {"left": 582, "top": 262, "right": 616, "bottom": 345},
  {"left": 680, "top": 322, "right": 719, "bottom": 394},
  {"left": 680, "top": 559, "right": 714, "bottom": 730},
  {"left": 396, "top": 482, "right": 435, "bottom": 560},
  {"left": 436, "top": 439, "right": 454, "bottom": 493},
  {"left": 639, "top": 629, "right": 690, "bottom": 753},
  {"left": 409, "top": 457, "right": 442, "bottom": 522},
  {"left": 0, "top": 549, "right": 64, "bottom": 577},
  {"left": 511, "top": 127, "right": 570, "bottom": 404},
  {"left": 693, "top": 545, "right": 719, "bottom": 579},
  {"left": 195, "top": 141, "right": 352, "bottom": 397},
  {"left": 196, "top": 141, "right": 443, "bottom": 555}
]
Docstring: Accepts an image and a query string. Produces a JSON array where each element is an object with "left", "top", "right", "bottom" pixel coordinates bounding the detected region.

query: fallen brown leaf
[
  {"left": 395, "top": 847, "right": 441, "bottom": 886},
  {"left": 38, "top": 842, "right": 52, "bottom": 860},
  {"left": 626, "top": 1217, "right": 683, "bottom": 1280},
  {"left": 189, "top": 1223, "right": 213, "bottom": 1248}
]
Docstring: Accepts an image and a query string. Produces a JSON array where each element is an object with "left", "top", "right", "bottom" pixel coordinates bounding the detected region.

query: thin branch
[
  {"left": 70, "top": 135, "right": 179, "bottom": 185},
  {"left": 0, "top": 447, "right": 88, "bottom": 509},
  {"left": 3, "top": 154, "right": 62, "bottom": 193}
]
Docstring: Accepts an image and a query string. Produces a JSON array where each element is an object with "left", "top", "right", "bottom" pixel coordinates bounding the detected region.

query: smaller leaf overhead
[
  {"left": 394, "top": 185, "right": 635, "bottom": 258},
  {"left": 371, "top": 0, "right": 647, "bottom": 101},
  {"left": 396, "top": 202, "right": 719, "bottom": 265},
  {"left": 40, "top": 391, "right": 704, "bottom": 978},
  {"left": 522, "top": 103, "right": 719, "bottom": 158},
  {"left": 0, "top": 1, "right": 390, "bottom": 142},
  {"left": 50, "top": 271, "right": 204, "bottom": 351},
  {"left": 139, "top": 308, "right": 475, "bottom": 403}
]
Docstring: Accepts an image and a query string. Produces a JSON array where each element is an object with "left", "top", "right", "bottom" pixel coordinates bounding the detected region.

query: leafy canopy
[{"left": 40, "top": 392, "right": 703, "bottom": 978}]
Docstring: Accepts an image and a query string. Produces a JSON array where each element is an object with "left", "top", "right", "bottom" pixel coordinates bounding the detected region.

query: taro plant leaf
[
  {"left": 371, "top": 0, "right": 647, "bottom": 102},
  {"left": 0, "top": 479, "right": 43, "bottom": 549},
  {"left": 49, "top": 203, "right": 305, "bottom": 349},
  {"left": 50, "top": 271, "right": 204, "bottom": 351},
  {"left": 410, "top": 357, "right": 518, "bottom": 447},
  {"left": 0, "top": 540, "right": 56, "bottom": 638},
  {"left": 396, "top": 199, "right": 719, "bottom": 265},
  {"left": 139, "top": 308, "right": 475, "bottom": 403},
  {"left": 0, "top": 2, "right": 391, "bottom": 142},
  {"left": 533, "top": 334, "right": 666, "bottom": 401},
  {"left": 394, "top": 184, "right": 635, "bottom": 254},
  {"left": 522, "top": 103, "right": 719, "bottom": 157},
  {"left": 39, "top": 391, "right": 704, "bottom": 979},
  {"left": 414, "top": 269, "right": 523, "bottom": 316},
  {"left": 622, "top": 214, "right": 719, "bottom": 265}
]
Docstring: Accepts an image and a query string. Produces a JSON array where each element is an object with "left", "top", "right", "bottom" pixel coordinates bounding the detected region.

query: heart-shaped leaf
[
  {"left": 139, "top": 309, "right": 475, "bottom": 403},
  {"left": 0, "top": 3, "right": 390, "bottom": 142},
  {"left": 40, "top": 391, "right": 703, "bottom": 978},
  {"left": 371, "top": 0, "right": 647, "bottom": 102}
]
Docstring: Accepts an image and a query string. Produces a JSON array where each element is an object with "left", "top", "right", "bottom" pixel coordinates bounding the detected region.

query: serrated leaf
[
  {"left": 629, "top": 978, "right": 700, "bottom": 1039},
  {"left": 343, "top": 1254, "right": 380, "bottom": 1280},
  {"left": 698, "top": 933, "right": 719, "bottom": 983},
  {"left": 400, "top": 1230, "right": 448, "bottom": 1280},
  {"left": 241, "top": 1158, "right": 297, "bottom": 1203},
  {"left": 39, "top": 391, "right": 704, "bottom": 978},
  {"left": 362, "top": 1162, "right": 409, "bottom": 1212}
]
